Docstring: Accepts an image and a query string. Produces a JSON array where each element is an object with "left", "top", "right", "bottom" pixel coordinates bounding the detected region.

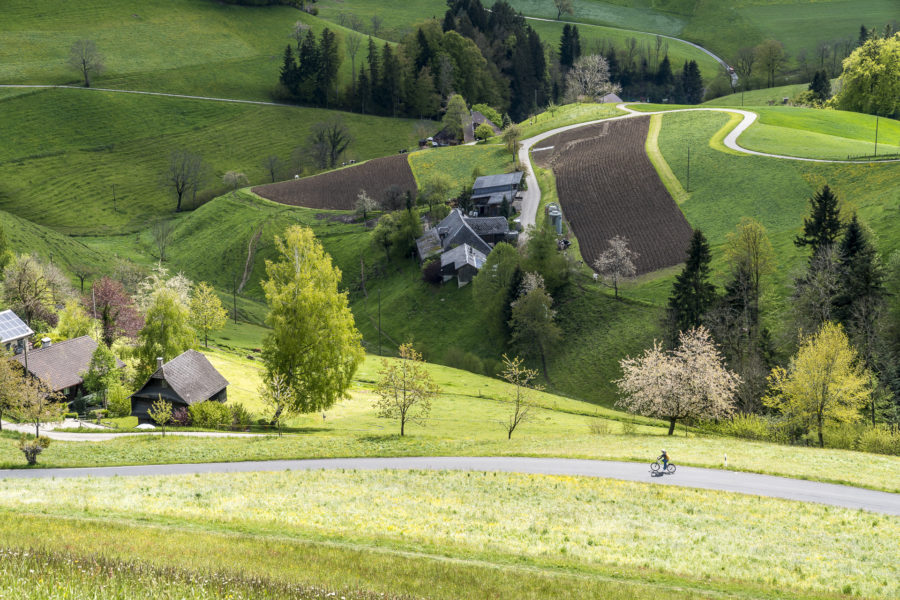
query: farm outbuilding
[
  {"left": 13, "top": 335, "right": 124, "bottom": 402},
  {"left": 440, "top": 244, "right": 487, "bottom": 287},
  {"left": 0, "top": 309, "right": 33, "bottom": 355},
  {"left": 471, "top": 172, "right": 523, "bottom": 217},
  {"left": 416, "top": 209, "right": 493, "bottom": 262},
  {"left": 131, "top": 350, "right": 228, "bottom": 422}
]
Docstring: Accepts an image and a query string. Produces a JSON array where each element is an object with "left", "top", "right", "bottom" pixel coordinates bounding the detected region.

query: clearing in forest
[
  {"left": 253, "top": 155, "right": 417, "bottom": 211},
  {"left": 534, "top": 116, "right": 693, "bottom": 274}
]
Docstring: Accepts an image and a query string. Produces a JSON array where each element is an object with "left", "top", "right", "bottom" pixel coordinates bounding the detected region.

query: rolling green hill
[
  {"left": 0, "top": 0, "right": 388, "bottom": 101},
  {"left": 0, "top": 88, "right": 432, "bottom": 235}
]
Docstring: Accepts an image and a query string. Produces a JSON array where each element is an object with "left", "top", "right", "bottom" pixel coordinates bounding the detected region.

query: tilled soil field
[
  {"left": 252, "top": 155, "right": 417, "bottom": 210},
  {"left": 533, "top": 116, "right": 692, "bottom": 275}
]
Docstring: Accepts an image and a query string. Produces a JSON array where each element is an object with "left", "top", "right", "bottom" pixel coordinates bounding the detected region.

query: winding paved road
[
  {"left": 518, "top": 104, "right": 900, "bottom": 232},
  {"left": 1, "top": 456, "right": 896, "bottom": 515}
]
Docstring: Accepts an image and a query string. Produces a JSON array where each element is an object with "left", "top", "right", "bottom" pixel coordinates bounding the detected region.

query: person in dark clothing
[{"left": 658, "top": 449, "right": 669, "bottom": 470}]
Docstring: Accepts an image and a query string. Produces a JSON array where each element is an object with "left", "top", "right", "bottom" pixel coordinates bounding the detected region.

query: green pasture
[
  {"left": 0, "top": 0, "right": 385, "bottom": 101},
  {"left": 0, "top": 89, "right": 431, "bottom": 235},
  {"left": 2, "top": 470, "right": 897, "bottom": 599},
  {"left": 738, "top": 107, "right": 900, "bottom": 160},
  {"left": 703, "top": 83, "right": 809, "bottom": 107},
  {"left": 409, "top": 144, "right": 514, "bottom": 195},
  {"left": 517, "top": 102, "right": 625, "bottom": 138}
]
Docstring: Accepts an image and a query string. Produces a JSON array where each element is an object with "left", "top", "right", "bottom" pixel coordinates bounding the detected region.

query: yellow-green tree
[
  {"left": 135, "top": 287, "right": 197, "bottom": 381},
  {"left": 764, "top": 322, "right": 873, "bottom": 447},
  {"left": 261, "top": 226, "right": 363, "bottom": 422},
  {"left": 190, "top": 282, "right": 228, "bottom": 348},
  {"left": 500, "top": 354, "right": 541, "bottom": 439},
  {"left": 833, "top": 33, "right": 900, "bottom": 117},
  {"left": 147, "top": 395, "right": 173, "bottom": 436},
  {"left": 56, "top": 298, "right": 95, "bottom": 340},
  {"left": 374, "top": 343, "right": 440, "bottom": 436},
  {"left": 0, "top": 356, "right": 20, "bottom": 431}
]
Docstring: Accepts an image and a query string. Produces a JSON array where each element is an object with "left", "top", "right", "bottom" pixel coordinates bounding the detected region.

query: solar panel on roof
[{"left": 0, "top": 310, "right": 33, "bottom": 343}]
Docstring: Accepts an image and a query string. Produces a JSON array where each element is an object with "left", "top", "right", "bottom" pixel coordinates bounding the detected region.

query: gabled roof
[
  {"left": 0, "top": 310, "right": 33, "bottom": 344},
  {"left": 473, "top": 172, "right": 523, "bottom": 191},
  {"left": 464, "top": 216, "right": 509, "bottom": 236},
  {"left": 415, "top": 228, "right": 443, "bottom": 261},
  {"left": 139, "top": 350, "right": 228, "bottom": 406},
  {"left": 436, "top": 209, "right": 492, "bottom": 255},
  {"left": 471, "top": 111, "right": 501, "bottom": 135},
  {"left": 601, "top": 92, "right": 623, "bottom": 104},
  {"left": 13, "top": 335, "right": 122, "bottom": 392},
  {"left": 441, "top": 244, "right": 487, "bottom": 272}
]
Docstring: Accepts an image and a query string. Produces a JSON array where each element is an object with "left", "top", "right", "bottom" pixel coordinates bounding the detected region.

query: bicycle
[{"left": 650, "top": 461, "right": 676, "bottom": 474}]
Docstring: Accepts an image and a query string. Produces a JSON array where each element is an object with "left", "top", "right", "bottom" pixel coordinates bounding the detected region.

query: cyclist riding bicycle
[{"left": 658, "top": 449, "right": 669, "bottom": 471}]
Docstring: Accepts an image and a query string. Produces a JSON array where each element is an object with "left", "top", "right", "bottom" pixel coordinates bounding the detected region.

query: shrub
[
  {"left": 620, "top": 420, "right": 636, "bottom": 435},
  {"left": 90, "top": 409, "right": 108, "bottom": 421},
  {"left": 63, "top": 412, "right": 78, "bottom": 419},
  {"left": 230, "top": 403, "right": 253, "bottom": 428},
  {"left": 18, "top": 435, "right": 51, "bottom": 466},
  {"left": 106, "top": 383, "right": 132, "bottom": 418},
  {"left": 482, "top": 358, "right": 502, "bottom": 378},
  {"left": 189, "top": 401, "right": 231, "bottom": 429},
  {"left": 444, "top": 348, "right": 484, "bottom": 374},
  {"left": 422, "top": 257, "right": 442, "bottom": 285},
  {"left": 471, "top": 103, "right": 502, "bottom": 126},
  {"left": 474, "top": 123, "right": 495, "bottom": 141},
  {"left": 72, "top": 392, "right": 87, "bottom": 416},
  {"left": 589, "top": 420, "right": 610, "bottom": 435},
  {"left": 820, "top": 423, "right": 863, "bottom": 450},
  {"left": 718, "top": 413, "right": 772, "bottom": 441},
  {"left": 172, "top": 407, "right": 192, "bottom": 427},
  {"left": 855, "top": 426, "right": 900, "bottom": 456}
]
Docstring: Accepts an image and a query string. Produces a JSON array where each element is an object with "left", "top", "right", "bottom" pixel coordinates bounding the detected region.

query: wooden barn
[
  {"left": 131, "top": 350, "right": 228, "bottom": 422},
  {"left": 13, "top": 335, "right": 123, "bottom": 402}
]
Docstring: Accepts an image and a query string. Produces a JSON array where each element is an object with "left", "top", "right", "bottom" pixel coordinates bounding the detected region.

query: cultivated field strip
[
  {"left": 253, "top": 155, "right": 417, "bottom": 211},
  {"left": 538, "top": 116, "right": 693, "bottom": 274}
]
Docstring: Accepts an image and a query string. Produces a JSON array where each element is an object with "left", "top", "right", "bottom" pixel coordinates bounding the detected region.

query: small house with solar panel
[
  {"left": 13, "top": 335, "right": 124, "bottom": 402},
  {"left": 0, "top": 310, "right": 33, "bottom": 355}
]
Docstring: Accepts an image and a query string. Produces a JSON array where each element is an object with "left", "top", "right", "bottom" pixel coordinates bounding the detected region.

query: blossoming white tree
[
  {"left": 593, "top": 235, "right": 638, "bottom": 300},
  {"left": 615, "top": 327, "right": 740, "bottom": 435}
]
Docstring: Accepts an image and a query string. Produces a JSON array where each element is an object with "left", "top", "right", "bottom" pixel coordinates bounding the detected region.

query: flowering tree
[
  {"left": 500, "top": 354, "right": 541, "bottom": 439},
  {"left": 593, "top": 235, "right": 638, "bottom": 300},
  {"left": 564, "top": 55, "right": 620, "bottom": 103},
  {"left": 616, "top": 327, "right": 740, "bottom": 435},
  {"left": 90, "top": 277, "right": 143, "bottom": 347}
]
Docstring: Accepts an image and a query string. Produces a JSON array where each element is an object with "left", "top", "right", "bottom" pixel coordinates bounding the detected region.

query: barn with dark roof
[
  {"left": 13, "top": 335, "right": 124, "bottom": 401},
  {"left": 131, "top": 350, "right": 229, "bottom": 421}
]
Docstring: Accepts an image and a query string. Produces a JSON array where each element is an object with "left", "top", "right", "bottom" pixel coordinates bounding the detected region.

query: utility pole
[
  {"left": 686, "top": 146, "right": 691, "bottom": 193},
  {"left": 112, "top": 184, "right": 117, "bottom": 213},
  {"left": 378, "top": 288, "right": 382, "bottom": 356},
  {"left": 874, "top": 116, "right": 879, "bottom": 157}
]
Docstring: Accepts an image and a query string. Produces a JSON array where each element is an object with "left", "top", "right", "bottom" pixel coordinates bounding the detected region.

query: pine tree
[
  {"left": 681, "top": 60, "right": 703, "bottom": 103},
  {"left": 316, "top": 28, "right": 341, "bottom": 107},
  {"left": 794, "top": 185, "right": 843, "bottom": 259},
  {"left": 809, "top": 69, "right": 830, "bottom": 101},
  {"left": 559, "top": 25, "right": 574, "bottom": 68},
  {"left": 279, "top": 45, "right": 297, "bottom": 95},
  {"left": 667, "top": 230, "right": 717, "bottom": 340},
  {"left": 356, "top": 66, "right": 371, "bottom": 113},
  {"left": 835, "top": 216, "right": 884, "bottom": 324},
  {"left": 655, "top": 55, "right": 673, "bottom": 87},
  {"left": 296, "top": 29, "right": 320, "bottom": 103},
  {"left": 858, "top": 24, "right": 869, "bottom": 46}
]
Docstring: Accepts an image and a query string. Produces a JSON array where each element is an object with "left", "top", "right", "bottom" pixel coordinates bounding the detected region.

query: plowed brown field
[
  {"left": 533, "top": 116, "right": 692, "bottom": 275},
  {"left": 252, "top": 155, "right": 417, "bottom": 210}
]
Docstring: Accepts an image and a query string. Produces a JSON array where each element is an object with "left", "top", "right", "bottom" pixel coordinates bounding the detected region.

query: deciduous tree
[
  {"left": 616, "top": 327, "right": 739, "bottom": 435},
  {"left": 593, "top": 235, "right": 638, "bottom": 300},
  {"left": 91, "top": 277, "right": 143, "bottom": 347},
  {"left": 473, "top": 242, "right": 521, "bottom": 337},
  {"left": 502, "top": 124, "right": 522, "bottom": 165},
  {"left": 151, "top": 218, "right": 176, "bottom": 262},
  {"left": 554, "top": 0, "right": 574, "bottom": 20},
  {"left": 764, "top": 322, "right": 873, "bottom": 447},
  {"left": 148, "top": 396, "right": 173, "bottom": 436},
  {"left": 261, "top": 226, "right": 363, "bottom": 421},
  {"left": 68, "top": 39, "right": 104, "bottom": 87},
  {"left": 135, "top": 287, "right": 196, "bottom": 381},
  {"left": 2, "top": 254, "right": 73, "bottom": 327},
  {"left": 756, "top": 39, "right": 786, "bottom": 88},
  {"left": 82, "top": 343, "right": 119, "bottom": 409},
  {"left": 0, "top": 357, "right": 20, "bottom": 431},
  {"left": 222, "top": 171, "right": 248, "bottom": 194},
  {"left": 374, "top": 343, "right": 440, "bottom": 436},
  {"left": 164, "top": 150, "right": 204, "bottom": 212},
  {"left": 355, "top": 190, "right": 380, "bottom": 225},
  {"left": 56, "top": 299, "right": 94, "bottom": 340},
  {"left": 189, "top": 282, "right": 228, "bottom": 348},
  {"left": 15, "top": 375, "right": 65, "bottom": 437},
  {"left": 564, "top": 54, "right": 620, "bottom": 103},
  {"left": 308, "top": 118, "right": 353, "bottom": 169},
  {"left": 509, "top": 273, "right": 561, "bottom": 377},
  {"left": 261, "top": 155, "right": 283, "bottom": 183},
  {"left": 442, "top": 93, "right": 469, "bottom": 141},
  {"left": 833, "top": 33, "right": 900, "bottom": 117},
  {"left": 500, "top": 354, "right": 541, "bottom": 439}
]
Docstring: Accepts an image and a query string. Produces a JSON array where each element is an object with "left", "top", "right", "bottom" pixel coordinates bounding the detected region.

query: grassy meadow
[
  {"left": 2, "top": 470, "right": 898, "bottom": 599},
  {"left": 0, "top": 89, "right": 432, "bottom": 235},
  {"left": 0, "top": 0, "right": 386, "bottom": 101}
]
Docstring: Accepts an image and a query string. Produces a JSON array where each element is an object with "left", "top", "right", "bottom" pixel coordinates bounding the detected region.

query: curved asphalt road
[
  {"left": 1, "top": 456, "right": 896, "bottom": 515},
  {"left": 518, "top": 104, "right": 900, "bottom": 232}
]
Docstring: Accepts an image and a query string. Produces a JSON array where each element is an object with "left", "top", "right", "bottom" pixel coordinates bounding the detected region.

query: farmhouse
[
  {"left": 12, "top": 335, "right": 124, "bottom": 402},
  {"left": 471, "top": 172, "right": 523, "bottom": 217},
  {"left": 131, "top": 350, "right": 228, "bottom": 422},
  {"left": 440, "top": 244, "right": 487, "bottom": 287},
  {"left": 0, "top": 309, "right": 33, "bottom": 355}
]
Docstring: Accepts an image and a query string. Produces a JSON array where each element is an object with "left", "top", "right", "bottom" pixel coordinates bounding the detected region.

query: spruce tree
[
  {"left": 681, "top": 60, "right": 703, "bottom": 103},
  {"left": 559, "top": 24, "right": 574, "bottom": 69},
  {"left": 279, "top": 45, "right": 297, "bottom": 95},
  {"left": 835, "top": 216, "right": 883, "bottom": 324},
  {"left": 808, "top": 70, "right": 830, "bottom": 101},
  {"left": 667, "top": 230, "right": 717, "bottom": 340},
  {"left": 655, "top": 55, "right": 673, "bottom": 87},
  {"left": 858, "top": 24, "right": 869, "bottom": 47},
  {"left": 794, "top": 185, "right": 843, "bottom": 259}
]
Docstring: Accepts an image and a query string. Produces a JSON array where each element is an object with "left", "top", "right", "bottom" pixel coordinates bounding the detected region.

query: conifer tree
[
  {"left": 794, "top": 185, "right": 843, "bottom": 259},
  {"left": 681, "top": 60, "right": 703, "bottom": 103},
  {"left": 835, "top": 215, "right": 884, "bottom": 325},
  {"left": 667, "top": 230, "right": 717, "bottom": 341}
]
